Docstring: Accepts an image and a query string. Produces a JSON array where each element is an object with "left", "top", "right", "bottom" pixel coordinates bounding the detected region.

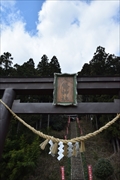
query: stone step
[{"left": 70, "top": 122, "right": 84, "bottom": 180}]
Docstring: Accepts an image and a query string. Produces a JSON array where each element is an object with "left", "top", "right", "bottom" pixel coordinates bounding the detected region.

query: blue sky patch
[
  {"left": 71, "top": 18, "right": 80, "bottom": 26},
  {"left": 16, "top": 0, "right": 45, "bottom": 34}
]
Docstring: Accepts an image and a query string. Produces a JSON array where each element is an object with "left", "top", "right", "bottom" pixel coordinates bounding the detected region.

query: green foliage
[
  {"left": 65, "top": 158, "right": 71, "bottom": 179},
  {"left": 0, "top": 52, "right": 14, "bottom": 76},
  {"left": 93, "top": 158, "right": 114, "bottom": 180},
  {"left": 49, "top": 56, "right": 61, "bottom": 76},
  {"left": 14, "top": 58, "right": 36, "bottom": 77},
  {"left": 0, "top": 135, "right": 40, "bottom": 180},
  {"left": 36, "top": 54, "right": 61, "bottom": 77},
  {"left": 78, "top": 46, "right": 120, "bottom": 145},
  {"left": 0, "top": 116, "right": 41, "bottom": 180},
  {"left": 50, "top": 115, "right": 68, "bottom": 131},
  {"left": 79, "top": 46, "right": 120, "bottom": 76},
  {"left": 99, "top": 115, "right": 120, "bottom": 139},
  {"left": 37, "top": 54, "right": 49, "bottom": 76},
  {"left": 0, "top": 52, "right": 13, "bottom": 70},
  {"left": 0, "top": 52, "right": 61, "bottom": 78},
  {"left": 81, "top": 152, "right": 89, "bottom": 180}
]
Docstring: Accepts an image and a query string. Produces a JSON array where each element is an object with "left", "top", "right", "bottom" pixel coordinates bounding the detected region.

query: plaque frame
[{"left": 53, "top": 73, "right": 77, "bottom": 106}]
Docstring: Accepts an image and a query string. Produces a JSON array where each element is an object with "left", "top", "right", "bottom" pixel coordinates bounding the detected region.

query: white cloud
[
  {"left": 1, "top": 0, "right": 23, "bottom": 27},
  {"left": 1, "top": 0, "right": 120, "bottom": 73},
  {"left": 1, "top": 0, "right": 16, "bottom": 10},
  {"left": 37, "top": 1, "right": 82, "bottom": 37}
]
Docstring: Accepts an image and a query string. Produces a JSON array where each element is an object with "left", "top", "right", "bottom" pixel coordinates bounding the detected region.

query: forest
[{"left": 0, "top": 46, "right": 120, "bottom": 180}]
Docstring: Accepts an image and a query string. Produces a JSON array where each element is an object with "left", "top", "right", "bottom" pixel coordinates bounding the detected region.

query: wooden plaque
[{"left": 53, "top": 73, "right": 77, "bottom": 106}]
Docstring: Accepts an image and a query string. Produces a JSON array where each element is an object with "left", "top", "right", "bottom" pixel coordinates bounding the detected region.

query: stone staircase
[{"left": 70, "top": 121, "right": 85, "bottom": 180}]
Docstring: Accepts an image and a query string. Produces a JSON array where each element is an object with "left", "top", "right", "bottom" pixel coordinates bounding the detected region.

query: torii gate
[{"left": 0, "top": 76, "right": 120, "bottom": 157}]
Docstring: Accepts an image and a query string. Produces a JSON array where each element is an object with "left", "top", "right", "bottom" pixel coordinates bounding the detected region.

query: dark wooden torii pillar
[{"left": 0, "top": 88, "right": 16, "bottom": 157}]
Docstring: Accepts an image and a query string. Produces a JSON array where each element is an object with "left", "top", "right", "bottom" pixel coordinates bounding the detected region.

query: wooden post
[
  {"left": 0, "top": 88, "right": 16, "bottom": 158},
  {"left": 60, "top": 166, "right": 65, "bottom": 180},
  {"left": 88, "top": 165, "right": 93, "bottom": 180}
]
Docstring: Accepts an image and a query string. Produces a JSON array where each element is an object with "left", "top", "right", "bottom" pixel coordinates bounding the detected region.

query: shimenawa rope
[{"left": 0, "top": 99, "right": 120, "bottom": 144}]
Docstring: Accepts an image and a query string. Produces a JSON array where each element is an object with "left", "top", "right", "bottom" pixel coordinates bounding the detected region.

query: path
[{"left": 70, "top": 121, "right": 85, "bottom": 180}]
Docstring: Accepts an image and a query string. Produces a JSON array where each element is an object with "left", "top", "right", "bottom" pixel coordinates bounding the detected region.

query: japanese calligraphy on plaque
[{"left": 53, "top": 73, "right": 77, "bottom": 106}]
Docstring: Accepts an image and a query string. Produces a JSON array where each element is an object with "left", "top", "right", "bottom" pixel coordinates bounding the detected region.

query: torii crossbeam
[{"left": 0, "top": 76, "right": 120, "bottom": 157}]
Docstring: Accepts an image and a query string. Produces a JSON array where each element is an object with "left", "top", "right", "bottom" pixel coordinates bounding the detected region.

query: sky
[{"left": 0, "top": 0, "right": 120, "bottom": 73}]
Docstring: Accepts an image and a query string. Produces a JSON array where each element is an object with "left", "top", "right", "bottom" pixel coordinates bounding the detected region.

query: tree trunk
[
  {"left": 116, "top": 138, "right": 120, "bottom": 152},
  {"left": 112, "top": 138, "right": 116, "bottom": 153},
  {"left": 47, "top": 114, "right": 50, "bottom": 129},
  {"left": 95, "top": 115, "right": 98, "bottom": 130}
]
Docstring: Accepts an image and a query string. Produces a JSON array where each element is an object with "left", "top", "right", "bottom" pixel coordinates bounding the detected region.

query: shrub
[{"left": 93, "top": 158, "right": 114, "bottom": 180}]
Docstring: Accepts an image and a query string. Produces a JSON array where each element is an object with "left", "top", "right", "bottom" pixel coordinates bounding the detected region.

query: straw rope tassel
[
  {"left": 51, "top": 142, "right": 58, "bottom": 155},
  {"left": 63, "top": 144, "right": 67, "bottom": 156},
  {"left": 40, "top": 139, "right": 49, "bottom": 150},
  {"left": 80, "top": 141, "right": 85, "bottom": 152}
]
